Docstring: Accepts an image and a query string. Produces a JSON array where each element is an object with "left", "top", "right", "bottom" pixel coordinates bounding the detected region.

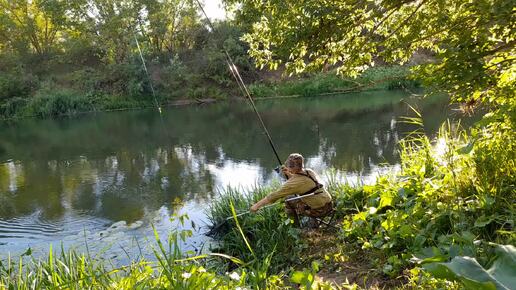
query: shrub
[
  {"left": 337, "top": 120, "right": 515, "bottom": 278},
  {"left": 0, "top": 73, "right": 33, "bottom": 100},
  {"left": 249, "top": 83, "right": 276, "bottom": 98},
  {"left": 0, "top": 97, "right": 28, "bottom": 119},
  {"left": 360, "top": 66, "right": 420, "bottom": 90},
  {"left": 26, "top": 90, "right": 93, "bottom": 117}
]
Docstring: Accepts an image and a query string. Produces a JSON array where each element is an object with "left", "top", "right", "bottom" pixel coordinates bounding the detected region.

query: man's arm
[
  {"left": 250, "top": 171, "right": 298, "bottom": 212},
  {"left": 250, "top": 196, "right": 271, "bottom": 212}
]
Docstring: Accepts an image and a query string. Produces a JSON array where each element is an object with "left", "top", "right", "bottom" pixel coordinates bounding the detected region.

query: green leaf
[
  {"left": 458, "top": 139, "right": 477, "bottom": 155},
  {"left": 379, "top": 191, "right": 394, "bottom": 209},
  {"left": 21, "top": 247, "right": 32, "bottom": 257},
  {"left": 488, "top": 245, "right": 516, "bottom": 289},
  {"left": 290, "top": 270, "right": 309, "bottom": 284},
  {"left": 424, "top": 244, "right": 516, "bottom": 290},
  {"left": 474, "top": 216, "right": 495, "bottom": 228},
  {"left": 424, "top": 257, "right": 498, "bottom": 289}
]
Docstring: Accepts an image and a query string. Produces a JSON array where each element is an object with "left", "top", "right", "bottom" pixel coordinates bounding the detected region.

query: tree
[
  {"left": 139, "top": 0, "right": 201, "bottom": 54},
  {"left": 77, "top": 0, "right": 141, "bottom": 64},
  {"left": 0, "top": 0, "right": 69, "bottom": 55},
  {"left": 228, "top": 0, "right": 515, "bottom": 109}
]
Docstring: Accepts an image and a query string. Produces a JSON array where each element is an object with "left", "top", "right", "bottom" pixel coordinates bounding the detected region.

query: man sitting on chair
[{"left": 250, "top": 153, "right": 333, "bottom": 226}]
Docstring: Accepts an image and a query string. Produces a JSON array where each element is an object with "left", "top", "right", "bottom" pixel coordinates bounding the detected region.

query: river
[{"left": 0, "top": 91, "right": 473, "bottom": 262}]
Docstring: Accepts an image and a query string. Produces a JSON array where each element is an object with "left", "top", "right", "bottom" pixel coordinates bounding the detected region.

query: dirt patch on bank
[{"left": 300, "top": 227, "right": 404, "bottom": 289}]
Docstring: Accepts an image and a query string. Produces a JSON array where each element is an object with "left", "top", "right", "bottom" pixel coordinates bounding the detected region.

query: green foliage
[
  {"left": 423, "top": 244, "right": 516, "bottom": 290},
  {"left": 0, "top": 73, "right": 32, "bottom": 100},
  {"left": 472, "top": 113, "right": 516, "bottom": 196},
  {"left": 336, "top": 121, "right": 514, "bottom": 277},
  {"left": 289, "top": 261, "right": 321, "bottom": 290},
  {"left": 360, "top": 66, "right": 420, "bottom": 90},
  {"left": 0, "top": 97, "right": 28, "bottom": 119},
  {"left": 237, "top": 0, "right": 514, "bottom": 109},
  {"left": 249, "top": 66, "right": 417, "bottom": 99},
  {"left": 24, "top": 90, "right": 94, "bottom": 118}
]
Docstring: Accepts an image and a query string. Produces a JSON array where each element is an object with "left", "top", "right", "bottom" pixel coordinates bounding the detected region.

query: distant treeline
[
  {"left": 0, "top": 0, "right": 261, "bottom": 118},
  {"left": 0, "top": 0, "right": 417, "bottom": 119}
]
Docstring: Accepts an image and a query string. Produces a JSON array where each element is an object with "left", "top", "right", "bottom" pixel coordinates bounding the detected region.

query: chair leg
[{"left": 311, "top": 210, "right": 337, "bottom": 229}]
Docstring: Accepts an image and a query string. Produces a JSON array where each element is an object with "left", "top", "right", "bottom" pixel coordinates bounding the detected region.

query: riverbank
[
  {"left": 2, "top": 119, "right": 514, "bottom": 289},
  {"left": 0, "top": 66, "right": 418, "bottom": 120}
]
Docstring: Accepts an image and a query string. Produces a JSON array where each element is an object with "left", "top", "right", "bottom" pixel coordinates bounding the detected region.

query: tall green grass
[
  {"left": 0, "top": 218, "right": 290, "bottom": 289},
  {"left": 206, "top": 185, "right": 305, "bottom": 273}
]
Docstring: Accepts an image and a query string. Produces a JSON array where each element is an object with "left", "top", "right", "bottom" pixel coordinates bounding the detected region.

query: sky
[{"left": 203, "top": 0, "right": 227, "bottom": 20}]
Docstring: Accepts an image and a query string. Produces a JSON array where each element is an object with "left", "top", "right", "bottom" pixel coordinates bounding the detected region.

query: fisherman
[{"left": 250, "top": 153, "right": 333, "bottom": 226}]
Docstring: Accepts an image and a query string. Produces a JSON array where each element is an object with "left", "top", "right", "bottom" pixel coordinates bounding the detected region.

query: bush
[
  {"left": 26, "top": 90, "right": 93, "bottom": 117},
  {"left": 360, "top": 66, "right": 420, "bottom": 90},
  {"left": 0, "top": 73, "right": 33, "bottom": 100},
  {"left": 0, "top": 97, "right": 28, "bottom": 119},
  {"left": 249, "top": 83, "right": 276, "bottom": 98},
  {"left": 336, "top": 120, "right": 515, "bottom": 278}
]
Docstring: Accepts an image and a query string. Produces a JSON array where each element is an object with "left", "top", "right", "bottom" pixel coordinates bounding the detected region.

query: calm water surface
[{"left": 0, "top": 91, "right": 470, "bottom": 261}]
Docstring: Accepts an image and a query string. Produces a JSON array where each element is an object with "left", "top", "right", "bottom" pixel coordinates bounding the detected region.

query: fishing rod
[
  {"left": 134, "top": 34, "right": 162, "bottom": 114},
  {"left": 194, "top": 0, "right": 283, "bottom": 167}
]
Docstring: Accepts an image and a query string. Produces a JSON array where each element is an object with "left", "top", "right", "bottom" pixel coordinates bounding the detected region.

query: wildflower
[
  {"left": 182, "top": 272, "right": 192, "bottom": 279},
  {"left": 229, "top": 271, "right": 241, "bottom": 281}
]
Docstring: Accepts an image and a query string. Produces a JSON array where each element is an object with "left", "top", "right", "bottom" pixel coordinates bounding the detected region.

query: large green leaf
[
  {"left": 424, "top": 245, "right": 516, "bottom": 290},
  {"left": 488, "top": 245, "right": 516, "bottom": 289}
]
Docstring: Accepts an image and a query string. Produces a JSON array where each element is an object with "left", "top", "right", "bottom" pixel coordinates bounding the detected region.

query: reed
[
  {"left": 0, "top": 223, "right": 284, "bottom": 289},
  {"left": 206, "top": 184, "right": 306, "bottom": 273}
]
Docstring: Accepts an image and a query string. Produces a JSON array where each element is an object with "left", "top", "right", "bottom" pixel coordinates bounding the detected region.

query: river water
[{"left": 0, "top": 91, "right": 471, "bottom": 262}]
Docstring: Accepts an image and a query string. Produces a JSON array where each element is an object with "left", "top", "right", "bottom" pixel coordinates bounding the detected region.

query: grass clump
[
  {"left": 207, "top": 185, "right": 306, "bottom": 273},
  {"left": 25, "top": 90, "right": 95, "bottom": 118}
]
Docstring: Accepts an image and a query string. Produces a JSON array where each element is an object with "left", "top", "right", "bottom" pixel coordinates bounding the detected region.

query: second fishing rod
[{"left": 195, "top": 0, "right": 284, "bottom": 170}]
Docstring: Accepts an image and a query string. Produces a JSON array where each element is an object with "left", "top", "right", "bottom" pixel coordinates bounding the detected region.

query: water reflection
[{"left": 0, "top": 91, "right": 473, "bottom": 256}]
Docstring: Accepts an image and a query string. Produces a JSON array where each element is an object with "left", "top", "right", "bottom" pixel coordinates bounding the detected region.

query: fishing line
[
  {"left": 195, "top": 0, "right": 283, "bottom": 167},
  {"left": 134, "top": 34, "right": 162, "bottom": 114},
  {"left": 133, "top": 31, "right": 178, "bottom": 145}
]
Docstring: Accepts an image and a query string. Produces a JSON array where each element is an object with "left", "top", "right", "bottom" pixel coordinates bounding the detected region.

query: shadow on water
[{"left": 0, "top": 90, "right": 478, "bottom": 256}]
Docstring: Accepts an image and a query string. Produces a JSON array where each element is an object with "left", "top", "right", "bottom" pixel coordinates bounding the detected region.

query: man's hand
[
  {"left": 281, "top": 165, "right": 292, "bottom": 178},
  {"left": 250, "top": 204, "right": 260, "bottom": 213},
  {"left": 250, "top": 196, "right": 270, "bottom": 213}
]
